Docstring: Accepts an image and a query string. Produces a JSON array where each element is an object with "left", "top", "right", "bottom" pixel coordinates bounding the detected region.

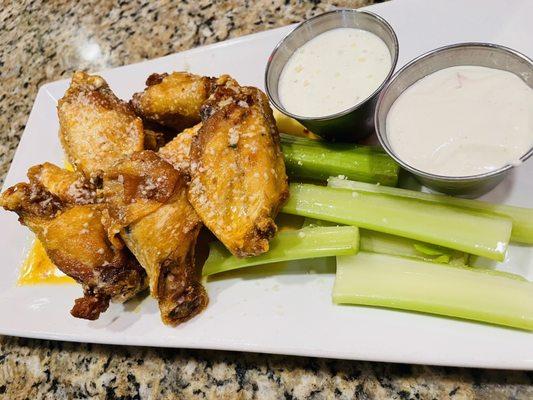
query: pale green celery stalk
[
  {"left": 303, "top": 218, "right": 467, "bottom": 265},
  {"left": 328, "top": 177, "right": 533, "bottom": 244},
  {"left": 280, "top": 134, "right": 399, "bottom": 186},
  {"left": 333, "top": 252, "right": 533, "bottom": 330},
  {"left": 282, "top": 183, "right": 512, "bottom": 261},
  {"left": 202, "top": 226, "right": 359, "bottom": 276}
]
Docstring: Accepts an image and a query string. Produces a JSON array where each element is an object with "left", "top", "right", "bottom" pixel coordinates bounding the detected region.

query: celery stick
[
  {"left": 281, "top": 134, "right": 399, "bottom": 186},
  {"left": 203, "top": 226, "right": 359, "bottom": 276},
  {"left": 333, "top": 252, "right": 533, "bottom": 330},
  {"left": 303, "top": 217, "right": 467, "bottom": 265},
  {"left": 328, "top": 177, "right": 533, "bottom": 244},
  {"left": 282, "top": 183, "right": 511, "bottom": 261}
]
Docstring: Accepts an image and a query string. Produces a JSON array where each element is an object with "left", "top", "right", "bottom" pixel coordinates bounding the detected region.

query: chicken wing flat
[
  {"left": 58, "top": 71, "right": 144, "bottom": 179},
  {"left": 103, "top": 151, "right": 207, "bottom": 325},
  {"left": 189, "top": 83, "right": 289, "bottom": 257},
  {"left": 0, "top": 163, "right": 147, "bottom": 320},
  {"left": 131, "top": 72, "right": 214, "bottom": 131}
]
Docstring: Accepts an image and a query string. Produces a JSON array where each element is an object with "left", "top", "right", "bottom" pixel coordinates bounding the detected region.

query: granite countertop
[{"left": 0, "top": 0, "right": 532, "bottom": 398}]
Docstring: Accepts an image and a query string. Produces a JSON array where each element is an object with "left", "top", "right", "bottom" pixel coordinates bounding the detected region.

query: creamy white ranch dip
[
  {"left": 278, "top": 28, "right": 391, "bottom": 117},
  {"left": 387, "top": 66, "right": 533, "bottom": 177}
]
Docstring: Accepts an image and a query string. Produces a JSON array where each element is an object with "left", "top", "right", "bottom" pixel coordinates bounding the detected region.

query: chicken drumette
[{"left": 131, "top": 72, "right": 214, "bottom": 131}]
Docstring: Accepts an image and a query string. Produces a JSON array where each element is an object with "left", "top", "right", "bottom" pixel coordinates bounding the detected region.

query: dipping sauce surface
[
  {"left": 278, "top": 28, "right": 391, "bottom": 118},
  {"left": 387, "top": 66, "right": 533, "bottom": 177}
]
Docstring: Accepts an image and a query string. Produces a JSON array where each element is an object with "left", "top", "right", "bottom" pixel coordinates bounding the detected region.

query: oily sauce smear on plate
[{"left": 18, "top": 240, "right": 75, "bottom": 285}]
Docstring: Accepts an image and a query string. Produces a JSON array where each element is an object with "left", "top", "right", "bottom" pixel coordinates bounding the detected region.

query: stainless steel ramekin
[
  {"left": 265, "top": 9, "right": 398, "bottom": 142},
  {"left": 375, "top": 43, "right": 533, "bottom": 197}
]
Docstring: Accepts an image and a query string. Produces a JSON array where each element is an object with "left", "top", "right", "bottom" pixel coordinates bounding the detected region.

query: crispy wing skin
[
  {"left": 0, "top": 164, "right": 147, "bottom": 320},
  {"left": 103, "top": 151, "right": 208, "bottom": 325},
  {"left": 58, "top": 71, "right": 144, "bottom": 179},
  {"left": 189, "top": 85, "right": 289, "bottom": 257},
  {"left": 131, "top": 72, "right": 214, "bottom": 131},
  {"left": 158, "top": 123, "right": 201, "bottom": 176}
]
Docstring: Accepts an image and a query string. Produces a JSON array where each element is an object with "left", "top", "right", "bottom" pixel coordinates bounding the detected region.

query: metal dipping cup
[
  {"left": 375, "top": 43, "right": 533, "bottom": 197},
  {"left": 265, "top": 9, "right": 399, "bottom": 142}
]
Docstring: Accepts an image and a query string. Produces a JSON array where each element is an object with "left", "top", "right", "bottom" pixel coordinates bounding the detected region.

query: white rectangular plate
[{"left": 1, "top": 0, "right": 532, "bottom": 369}]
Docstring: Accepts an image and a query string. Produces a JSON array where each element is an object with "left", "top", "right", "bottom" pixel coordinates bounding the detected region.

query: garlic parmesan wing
[
  {"left": 58, "top": 71, "right": 144, "bottom": 179},
  {"left": 131, "top": 72, "right": 214, "bottom": 131},
  {"left": 0, "top": 164, "right": 147, "bottom": 320},
  {"left": 189, "top": 87, "right": 289, "bottom": 257},
  {"left": 103, "top": 151, "right": 208, "bottom": 325}
]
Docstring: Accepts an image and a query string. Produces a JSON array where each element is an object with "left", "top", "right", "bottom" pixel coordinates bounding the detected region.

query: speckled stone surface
[{"left": 0, "top": 0, "right": 532, "bottom": 399}]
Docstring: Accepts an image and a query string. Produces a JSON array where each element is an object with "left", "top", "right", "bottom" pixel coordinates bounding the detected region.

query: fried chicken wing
[
  {"left": 188, "top": 84, "right": 289, "bottom": 257},
  {"left": 103, "top": 151, "right": 208, "bottom": 325},
  {"left": 6, "top": 68, "right": 290, "bottom": 326},
  {"left": 0, "top": 164, "right": 147, "bottom": 320},
  {"left": 58, "top": 71, "right": 144, "bottom": 179},
  {"left": 131, "top": 72, "right": 214, "bottom": 131}
]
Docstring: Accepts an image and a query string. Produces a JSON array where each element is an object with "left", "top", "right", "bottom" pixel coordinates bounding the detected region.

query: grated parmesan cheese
[{"left": 228, "top": 128, "right": 240, "bottom": 147}]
